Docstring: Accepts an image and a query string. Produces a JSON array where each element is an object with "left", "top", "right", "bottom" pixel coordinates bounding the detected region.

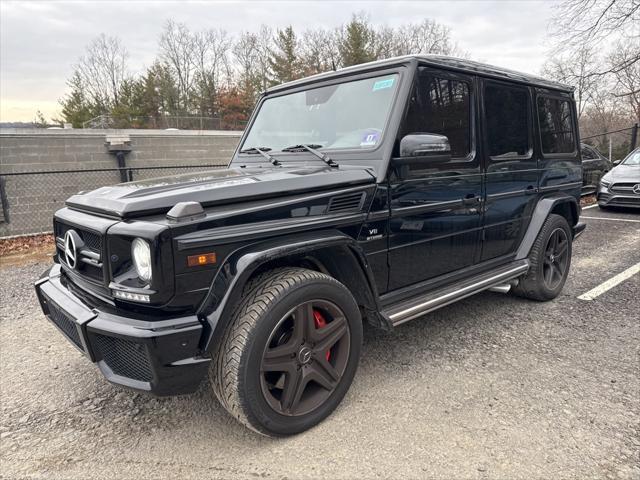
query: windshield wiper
[
  {"left": 281, "top": 144, "right": 339, "bottom": 168},
  {"left": 239, "top": 146, "right": 281, "bottom": 166}
]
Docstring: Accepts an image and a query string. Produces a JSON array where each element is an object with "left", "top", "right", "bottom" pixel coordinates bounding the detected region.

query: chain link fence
[{"left": 0, "top": 165, "right": 226, "bottom": 238}]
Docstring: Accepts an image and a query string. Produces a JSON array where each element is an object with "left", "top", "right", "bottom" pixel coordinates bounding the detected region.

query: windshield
[
  {"left": 240, "top": 74, "right": 399, "bottom": 153},
  {"left": 622, "top": 149, "right": 640, "bottom": 166}
]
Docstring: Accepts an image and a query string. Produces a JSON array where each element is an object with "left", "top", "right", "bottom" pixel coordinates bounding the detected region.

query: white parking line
[
  {"left": 582, "top": 204, "right": 599, "bottom": 210},
  {"left": 578, "top": 262, "right": 640, "bottom": 301},
  {"left": 581, "top": 216, "right": 640, "bottom": 223}
]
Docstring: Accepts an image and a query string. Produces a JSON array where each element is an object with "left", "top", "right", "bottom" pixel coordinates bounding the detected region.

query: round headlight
[{"left": 131, "top": 238, "right": 152, "bottom": 282}]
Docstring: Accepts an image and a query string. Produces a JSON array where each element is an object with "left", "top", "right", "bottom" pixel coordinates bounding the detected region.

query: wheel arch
[
  {"left": 198, "top": 230, "right": 385, "bottom": 354},
  {"left": 515, "top": 193, "right": 579, "bottom": 261}
]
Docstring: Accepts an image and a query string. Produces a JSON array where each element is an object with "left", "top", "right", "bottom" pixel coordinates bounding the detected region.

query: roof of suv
[{"left": 267, "top": 54, "right": 574, "bottom": 94}]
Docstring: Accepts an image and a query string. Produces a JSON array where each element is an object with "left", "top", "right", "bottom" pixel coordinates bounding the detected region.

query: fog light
[{"left": 113, "top": 290, "right": 150, "bottom": 303}]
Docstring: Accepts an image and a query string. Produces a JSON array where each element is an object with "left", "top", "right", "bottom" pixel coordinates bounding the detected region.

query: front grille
[
  {"left": 45, "top": 297, "right": 83, "bottom": 350},
  {"left": 54, "top": 220, "right": 105, "bottom": 282},
  {"left": 611, "top": 183, "right": 640, "bottom": 194},
  {"left": 55, "top": 221, "right": 102, "bottom": 252},
  {"left": 94, "top": 335, "right": 153, "bottom": 382}
]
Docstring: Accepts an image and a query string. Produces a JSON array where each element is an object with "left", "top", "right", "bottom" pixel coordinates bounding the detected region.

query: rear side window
[
  {"left": 537, "top": 97, "right": 576, "bottom": 154},
  {"left": 484, "top": 84, "right": 530, "bottom": 158},
  {"left": 402, "top": 73, "right": 472, "bottom": 158}
]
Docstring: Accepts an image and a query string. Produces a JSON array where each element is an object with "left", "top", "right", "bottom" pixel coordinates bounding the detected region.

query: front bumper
[
  {"left": 597, "top": 187, "right": 640, "bottom": 208},
  {"left": 35, "top": 264, "right": 210, "bottom": 396}
]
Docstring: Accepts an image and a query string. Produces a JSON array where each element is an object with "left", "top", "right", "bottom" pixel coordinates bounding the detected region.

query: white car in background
[{"left": 597, "top": 148, "right": 640, "bottom": 209}]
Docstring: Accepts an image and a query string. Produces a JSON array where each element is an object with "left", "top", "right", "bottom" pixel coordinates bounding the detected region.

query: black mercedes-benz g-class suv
[{"left": 36, "top": 55, "right": 585, "bottom": 436}]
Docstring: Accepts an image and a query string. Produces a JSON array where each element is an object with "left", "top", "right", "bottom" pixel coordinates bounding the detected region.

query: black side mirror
[{"left": 395, "top": 133, "right": 452, "bottom": 165}]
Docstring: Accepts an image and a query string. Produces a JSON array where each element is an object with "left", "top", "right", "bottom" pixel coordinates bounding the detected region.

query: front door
[{"left": 388, "top": 67, "right": 483, "bottom": 291}]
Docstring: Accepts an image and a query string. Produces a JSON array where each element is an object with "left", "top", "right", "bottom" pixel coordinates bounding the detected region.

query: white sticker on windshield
[{"left": 360, "top": 131, "right": 380, "bottom": 147}]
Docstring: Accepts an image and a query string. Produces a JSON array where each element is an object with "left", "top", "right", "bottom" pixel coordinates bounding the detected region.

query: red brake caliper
[{"left": 312, "top": 309, "right": 331, "bottom": 361}]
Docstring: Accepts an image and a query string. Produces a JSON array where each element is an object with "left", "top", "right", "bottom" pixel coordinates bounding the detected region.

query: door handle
[
  {"left": 524, "top": 185, "right": 537, "bottom": 195},
  {"left": 462, "top": 194, "right": 480, "bottom": 206}
]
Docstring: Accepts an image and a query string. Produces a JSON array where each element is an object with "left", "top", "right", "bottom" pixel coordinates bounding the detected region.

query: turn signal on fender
[{"left": 187, "top": 252, "right": 217, "bottom": 267}]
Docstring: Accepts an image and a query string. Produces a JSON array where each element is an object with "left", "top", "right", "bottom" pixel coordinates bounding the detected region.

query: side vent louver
[{"left": 327, "top": 192, "right": 366, "bottom": 213}]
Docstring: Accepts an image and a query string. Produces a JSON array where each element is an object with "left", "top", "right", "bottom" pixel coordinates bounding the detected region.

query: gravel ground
[{"left": 1, "top": 206, "right": 639, "bottom": 480}]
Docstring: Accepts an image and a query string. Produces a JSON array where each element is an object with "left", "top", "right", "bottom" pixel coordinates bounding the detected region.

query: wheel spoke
[
  {"left": 552, "top": 263, "right": 563, "bottom": 282},
  {"left": 544, "top": 264, "right": 553, "bottom": 285},
  {"left": 294, "top": 302, "right": 316, "bottom": 342},
  {"left": 281, "top": 369, "right": 306, "bottom": 413},
  {"left": 314, "top": 316, "right": 348, "bottom": 353},
  {"left": 308, "top": 360, "right": 339, "bottom": 391},
  {"left": 262, "top": 345, "right": 296, "bottom": 373},
  {"left": 556, "top": 240, "right": 568, "bottom": 259}
]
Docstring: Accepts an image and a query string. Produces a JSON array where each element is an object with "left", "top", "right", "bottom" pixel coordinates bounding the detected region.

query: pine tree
[
  {"left": 339, "top": 14, "right": 377, "bottom": 67},
  {"left": 58, "top": 72, "right": 96, "bottom": 128},
  {"left": 268, "top": 26, "right": 302, "bottom": 84}
]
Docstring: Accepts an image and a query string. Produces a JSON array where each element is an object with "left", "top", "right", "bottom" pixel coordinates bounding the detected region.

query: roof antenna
[{"left": 331, "top": 59, "right": 336, "bottom": 71}]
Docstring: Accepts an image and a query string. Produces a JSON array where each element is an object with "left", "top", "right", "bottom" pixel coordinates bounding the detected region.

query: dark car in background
[
  {"left": 581, "top": 143, "right": 612, "bottom": 195},
  {"left": 597, "top": 147, "right": 640, "bottom": 209}
]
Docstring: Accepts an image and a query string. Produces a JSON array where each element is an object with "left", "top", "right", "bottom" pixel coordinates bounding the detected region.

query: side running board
[{"left": 383, "top": 260, "right": 530, "bottom": 327}]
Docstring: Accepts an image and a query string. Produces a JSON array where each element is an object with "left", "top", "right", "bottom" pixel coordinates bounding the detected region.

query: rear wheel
[
  {"left": 513, "top": 214, "right": 572, "bottom": 301},
  {"left": 210, "top": 268, "right": 362, "bottom": 436}
]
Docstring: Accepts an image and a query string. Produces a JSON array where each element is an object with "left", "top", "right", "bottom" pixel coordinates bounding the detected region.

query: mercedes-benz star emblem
[
  {"left": 64, "top": 230, "right": 78, "bottom": 269},
  {"left": 298, "top": 346, "right": 313, "bottom": 364},
  {"left": 632, "top": 184, "right": 640, "bottom": 195}
]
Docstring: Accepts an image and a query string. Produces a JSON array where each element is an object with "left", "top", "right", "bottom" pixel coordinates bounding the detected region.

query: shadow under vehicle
[{"left": 35, "top": 55, "right": 585, "bottom": 436}]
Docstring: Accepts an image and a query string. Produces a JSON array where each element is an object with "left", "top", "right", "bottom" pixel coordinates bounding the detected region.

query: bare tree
[
  {"left": 542, "top": 45, "right": 602, "bottom": 118},
  {"left": 609, "top": 40, "right": 640, "bottom": 121},
  {"left": 193, "top": 28, "right": 232, "bottom": 116},
  {"left": 549, "top": 0, "right": 640, "bottom": 75},
  {"left": 76, "top": 34, "right": 129, "bottom": 110},
  {"left": 159, "top": 20, "right": 197, "bottom": 112},
  {"left": 299, "top": 28, "right": 341, "bottom": 74}
]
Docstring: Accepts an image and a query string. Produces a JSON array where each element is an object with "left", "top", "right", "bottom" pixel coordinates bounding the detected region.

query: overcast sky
[{"left": 0, "top": 0, "right": 558, "bottom": 122}]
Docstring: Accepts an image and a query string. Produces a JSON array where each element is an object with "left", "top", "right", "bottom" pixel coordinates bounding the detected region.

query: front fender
[{"left": 197, "top": 229, "right": 379, "bottom": 353}]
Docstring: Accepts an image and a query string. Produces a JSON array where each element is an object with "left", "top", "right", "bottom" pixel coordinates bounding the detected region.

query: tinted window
[
  {"left": 538, "top": 97, "right": 575, "bottom": 154},
  {"left": 485, "top": 84, "right": 530, "bottom": 158},
  {"left": 402, "top": 73, "right": 471, "bottom": 158},
  {"left": 581, "top": 146, "right": 597, "bottom": 159}
]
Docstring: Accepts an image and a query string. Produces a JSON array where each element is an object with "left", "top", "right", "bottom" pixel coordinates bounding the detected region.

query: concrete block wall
[{"left": 0, "top": 129, "right": 242, "bottom": 237}]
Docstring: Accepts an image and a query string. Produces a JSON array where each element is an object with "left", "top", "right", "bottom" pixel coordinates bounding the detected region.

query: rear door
[
  {"left": 480, "top": 80, "right": 538, "bottom": 261},
  {"left": 388, "top": 67, "right": 483, "bottom": 290}
]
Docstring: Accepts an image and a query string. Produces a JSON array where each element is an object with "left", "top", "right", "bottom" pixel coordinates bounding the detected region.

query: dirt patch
[
  {"left": 581, "top": 194, "right": 597, "bottom": 207},
  {"left": 0, "top": 234, "right": 55, "bottom": 268}
]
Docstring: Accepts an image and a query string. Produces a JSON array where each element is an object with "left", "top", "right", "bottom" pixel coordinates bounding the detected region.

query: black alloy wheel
[
  {"left": 513, "top": 213, "right": 573, "bottom": 301},
  {"left": 210, "top": 268, "right": 362, "bottom": 436},
  {"left": 542, "top": 227, "right": 569, "bottom": 290},
  {"left": 260, "top": 300, "right": 351, "bottom": 416}
]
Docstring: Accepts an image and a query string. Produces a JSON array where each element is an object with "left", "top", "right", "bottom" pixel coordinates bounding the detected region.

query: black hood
[{"left": 66, "top": 166, "right": 376, "bottom": 218}]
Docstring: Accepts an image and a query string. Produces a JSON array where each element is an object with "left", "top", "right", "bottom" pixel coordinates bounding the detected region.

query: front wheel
[
  {"left": 210, "top": 268, "right": 362, "bottom": 436},
  {"left": 513, "top": 214, "right": 573, "bottom": 301}
]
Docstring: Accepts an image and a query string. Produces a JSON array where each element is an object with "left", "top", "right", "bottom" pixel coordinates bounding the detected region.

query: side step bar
[{"left": 384, "top": 260, "right": 530, "bottom": 327}]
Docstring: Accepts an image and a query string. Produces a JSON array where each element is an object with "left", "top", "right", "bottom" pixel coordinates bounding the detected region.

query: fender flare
[
  {"left": 515, "top": 193, "right": 579, "bottom": 261},
  {"left": 197, "top": 229, "right": 381, "bottom": 353}
]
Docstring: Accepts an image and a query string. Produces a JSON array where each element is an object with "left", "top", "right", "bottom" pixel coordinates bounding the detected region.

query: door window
[
  {"left": 537, "top": 96, "right": 576, "bottom": 154},
  {"left": 401, "top": 71, "right": 472, "bottom": 159},
  {"left": 484, "top": 84, "right": 531, "bottom": 159},
  {"left": 581, "top": 146, "right": 597, "bottom": 159}
]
